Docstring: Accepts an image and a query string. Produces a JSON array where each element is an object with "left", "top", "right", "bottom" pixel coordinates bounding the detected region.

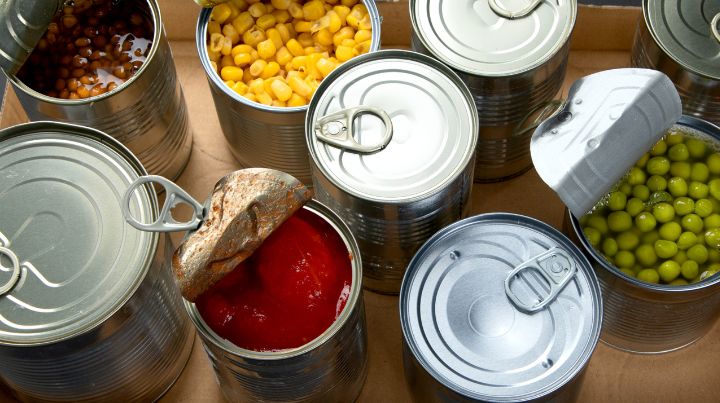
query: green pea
[
  {"left": 617, "top": 231, "right": 640, "bottom": 251},
  {"left": 666, "top": 131, "right": 684, "bottom": 145},
  {"left": 602, "top": 238, "right": 618, "bottom": 256},
  {"left": 635, "top": 153, "right": 650, "bottom": 168},
  {"left": 641, "top": 230, "right": 660, "bottom": 245},
  {"left": 626, "top": 197, "right": 645, "bottom": 217},
  {"left": 658, "top": 261, "right": 681, "bottom": 283},
  {"left": 670, "top": 278, "right": 689, "bottom": 285},
  {"left": 686, "top": 138, "right": 707, "bottom": 159},
  {"left": 647, "top": 156, "right": 670, "bottom": 176},
  {"left": 615, "top": 250, "right": 636, "bottom": 268},
  {"left": 673, "top": 250, "right": 688, "bottom": 264},
  {"left": 620, "top": 268, "right": 636, "bottom": 277},
  {"left": 677, "top": 231, "right": 698, "bottom": 250},
  {"left": 711, "top": 198, "right": 720, "bottom": 214},
  {"left": 654, "top": 240, "right": 678, "bottom": 259},
  {"left": 687, "top": 244, "right": 709, "bottom": 264},
  {"left": 582, "top": 227, "right": 601, "bottom": 247},
  {"left": 695, "top": 199, "right": 713, "bottom": 217},
  {"left": 635, "top": 244, "right": 658, "bottom": 267},
  {"left": 673, "top": 197, "right": 695, "bottom": 216},
  {"left": 688, "top": 182, "right": 709, "bottom": 199},
  {"left": 670, "top": 161, "right": 691, "bottom": 179},
  {"left": 619, "top": 183, "right": 633, "bottom": 196},
  {"left": 690, "top": 162, "right": 710, "bottom": 183},
  {"left": 707, "top": 153, "right": 720, "bottom": 175},
  {"left": 632, "top": 185, "right": 650, "bottom": 201},
  {"left": 634, "top": 212, "right": 657, "bottom": 232},
  {"left": 608, "top": 211, "right": 632, "bottom": 232},
  {"left": 708, "top": 179, "right": 720, "bottom": 200},
  {"left": 681, "top": 260, "right": 699, "bottom": 280},
  {"left": 586, "top": 215, "right": 609, "bottom": 234},
  {"left": 681, "top": 213, "right": 704, "bottom": 233},
  {"left": 650, "top": 140, "right": 667, "bottom": 156},
  {"left": 646, "top": 175, "right": 667, "bottom": 192},
  {"left": 709, "top": 249, "right": 720, "bottom": 263},
  {"left": 652, "top": 202, "right": 675, "bottom": 223},
  {"left": 607, "top": 191, "right": 627, "bottom": 211},
  {"left": 627, "top": 167, "right": 647, "bottom": 185},
  {"left": 667, "top": 143, "right": 689, "bottom": 161},
  {"left": 705, "top": 228, "right": 720, "bottom": 249},
  {"left": 637, "top": 268, "right": 660, "bottom": 284},
  {"left": 667, "top": 177, "right": 688, "bottom": 197},
  {"left": 704, "top": 214, "right": 720, "bottom": 229},
  {"left": 659, "top": 222, "right": 682, "bottom": 241}
]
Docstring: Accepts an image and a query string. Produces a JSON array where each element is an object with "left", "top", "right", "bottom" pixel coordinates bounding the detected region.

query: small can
[
  {"left": 0, "top": 121, "right": 194, "bottom": 401},
  {"left": 401, "top": 213, "right": 602, "bottom": 402},
  {"left": 184, "top": 200, "right": 368, "bottom": 402},
  {"left": 195, "top": 1, "right": 382, "bottom": 186},
  {"left": 566, "top": 116, "right": 720, "bottom": 354},
  {"left": 410, "top": 0, "right": 576, "bottom": 182},
  {"left": 631, "top": 0, "right": 720, "bottom": 126},
  {"left": 306, "top": 50, "right": 478, "bottom": 294},
  {"left": 7, "top": 0, "right": 193, "bottom": 180}
]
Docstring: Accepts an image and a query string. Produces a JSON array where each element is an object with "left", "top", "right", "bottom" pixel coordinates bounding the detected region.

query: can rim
[{"left": 183, "top": 199, "right": 363, "bottom": 360}]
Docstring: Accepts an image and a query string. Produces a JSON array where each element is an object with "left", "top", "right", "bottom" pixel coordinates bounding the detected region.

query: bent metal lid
[
  {"left": 410, "top": 0, "right": 577, "bottom": 76},
  {"left": 0, "top": 122, "right": 157, "bottom": 346},
  {"left": 306, "top": 50, "right": 477, "bottom": 202},
  {"left": 400, "top": 213, "right": 602, "bottom": 401}
]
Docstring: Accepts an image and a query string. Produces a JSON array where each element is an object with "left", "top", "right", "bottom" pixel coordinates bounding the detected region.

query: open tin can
[{"left": 0, "top": 121, "right": 194, "bottom": 401}]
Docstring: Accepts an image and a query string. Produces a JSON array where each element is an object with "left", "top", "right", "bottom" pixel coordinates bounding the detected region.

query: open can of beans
[
  {"left": 306, "top": 49, "right": 478, "bottom": 294},
  {"left": 5, "top": 0, "right": 193, "bottom": 180},
  {"left": 410, "top": 0, "right": 576, "bottom": 182},
  {"left": 0, "top": 121, "right": 194, "bottom": 401},
  {"left": 196, "top": 0, "right": 382, "bottom": 186},
  {"left": 400, "top": 213, "right": 603, "bottom": 402}
]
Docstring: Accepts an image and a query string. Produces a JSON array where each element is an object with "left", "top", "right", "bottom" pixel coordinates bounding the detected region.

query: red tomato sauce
[{"left": 196, "top": 208, "right": 353, "bottom": 352}]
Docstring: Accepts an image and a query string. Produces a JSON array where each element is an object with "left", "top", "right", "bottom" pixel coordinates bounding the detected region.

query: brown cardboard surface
[{"left": 1, "top": 3, "right": 719, "bottom": 403}]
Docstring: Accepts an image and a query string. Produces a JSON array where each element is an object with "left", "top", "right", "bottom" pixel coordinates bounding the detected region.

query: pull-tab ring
[
  {"left": 488, "top": 0, "right": 544, "bottom": 19},
  {"left": 0, "top": 246, "right": 21, "bottom": 296},
  {"left": 122, "top": 175, "right": 205, "bottom": 233},
  {"left": 504, "top": 247, "right": 576, "bottom": 313},
  {"left": 712, "top": 13, "right": 720, "bottom": 43},
  {"left": 314, "top": 106, "right": 393, "bottom": 154}
]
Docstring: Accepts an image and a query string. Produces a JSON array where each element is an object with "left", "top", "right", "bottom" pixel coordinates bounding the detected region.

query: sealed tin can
[
  {"left": 410, "top": 0, "right": 576, "bottom": 182},
  {"left": 401, "top": 213, "right": 602, "bottom": 402},
  {"left": 566, "top": 116, "right": 720, "bottom": 354},
  {"left": 6, "top": 0, "right": 193, "bottom": 181},
  {"left": 306, "top": 50, "right": 478, "bottom": 294},
  {"left": 196, "top": 1, "right": 382, "bottom": 186},
  {"left": 184, "top": 200, "right": 368, "bottom": 402},
  {"left": 0, "top": 121, "right": 194, "bottom": 401},
  {"left": 631, "top": 0, "right": 720, "bottom": 126}
]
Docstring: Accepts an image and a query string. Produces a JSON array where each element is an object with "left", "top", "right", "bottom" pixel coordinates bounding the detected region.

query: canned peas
[{"left": 206, "top": 0, "right": 373, "bottom": 107}]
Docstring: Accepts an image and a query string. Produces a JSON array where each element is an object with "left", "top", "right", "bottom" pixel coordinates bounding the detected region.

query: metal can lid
[
  {"left": 306, "top": 50, "right": 478, "bottom": 202},
  {"left": 400, "top": 213, "right": 602, "bottom": 401},
  {"left": 644, "top": 0, "right": 720, "bottom": 80},
  {"left": 0, "top": 122, "right": 157, "bottom": 345},
  {"left": 0, "top": 0, "right": 61, "bottom": 75},
  {"left": 410, "top": 0, "right": 577, "bottom": 76}
]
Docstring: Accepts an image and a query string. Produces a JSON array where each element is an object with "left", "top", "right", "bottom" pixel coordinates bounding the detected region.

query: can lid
[
  {"left": 644, "top": 0, "right": 720, "bottom": 80},
  {"left": 306, "top": 50, "right": 478, "bottom": 202},
  {"left": 400, "top": 213, "right": 602, "bottom": 401},
  {"left": 0, "top": 0, "right": 61, "bottom": 75},
  {"left": 410, "top": 0, "right": 577, "bottom": 76},
  {"left": 0, "top": 122, "right": 157, "bottom": 345}
]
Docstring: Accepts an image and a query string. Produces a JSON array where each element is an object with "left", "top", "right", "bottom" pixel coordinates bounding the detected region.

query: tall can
[
  {"left": 631, "top": 0, "right": 720, "bottom": 126},
  {"left": 401, "top": 213, "right": 603, "bottom": 403},
  {"left": 6, "top": 0, "right": 193, "bottom": 180},
  {"left": 0, "top": 121, "right": 194, "bottom": 401},
  {"left": 184, "top": 200, "right": 368, "bottom": 402},
  {"left": 410, "top": 0, "right": 576, "bottom": 182},
  {"left": 306, "top": 50, "right": 478, "bottom": 294},
  {"left": 196, "top": 1, "right": 382, "bottom": 186},
  {"left": 566, "top": 116, "right": 720, "bottom": 354}
]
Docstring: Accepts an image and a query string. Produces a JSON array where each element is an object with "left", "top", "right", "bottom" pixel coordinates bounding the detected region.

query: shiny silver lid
[
  {"left": 644, "top": 0, "right": 720, "bottom": 80},
  {"left": 306, "top": 50, "right": 478, "bottom": 202},
  {"left": 0, "top": 122, "right": 157, "bottom": 345},
  {"left": 400, "top": 213, "right": 602, "bottom": 401},
  {"left": 410, "top": 0, "right": 577, "bottom": 76}
]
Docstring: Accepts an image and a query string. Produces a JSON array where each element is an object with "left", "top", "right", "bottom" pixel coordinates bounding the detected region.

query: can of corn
[
  {"left": 410, "top": 0, "right": 576, "bottom": 182},
  {"left": 6, "top": 0, "right": 193, "bottom": 180},
  {"left": 306, "top": 49, "right": 478, "bottom": 294},
  {"left": 184, "top": 200, "right": 368, "bottom": 402},
  {"left": 196, "top": 0, "right": 382, "bottom": 186},
  {"left": 631, "top": 0, "right": 720, "bottom": 126},
  {"left": 401, "top": 213, "right": 602, "bottom": 402},
  {"left": 0, "top": 121, "right": 194, "bottom": 401}
]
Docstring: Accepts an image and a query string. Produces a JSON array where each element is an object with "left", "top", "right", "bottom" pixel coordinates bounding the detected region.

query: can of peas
[{"left": 196, "top": 0, "right": 382, "bottom": 186}]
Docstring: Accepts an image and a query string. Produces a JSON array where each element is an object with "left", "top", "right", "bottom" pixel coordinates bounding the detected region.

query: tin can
[
  {"left": 0, "top": 121, "right": 194, "bottom": 401},
  {"left": 566, "top": 115, "right": 720, "bottom": 354},
  {"left": 196, "top": 1, "right": 382, "bottom": 186},
  {"left": 631, "top": 1, "right": 720, "bottom": 126},
  {"left": 410, "top": 0, "right": 576, "bottom": 182},
  {"left": 184, "top": 200, "right": 368, "bottom": 402},
  {"left": 401, "top": 213, "right": 602, "bottom": 402},
  {"left": 306, "top": 50, "right": 478, "bottom": 294},
  {"left": 6, "top": 0, "right": 193, "bottom": 181}
]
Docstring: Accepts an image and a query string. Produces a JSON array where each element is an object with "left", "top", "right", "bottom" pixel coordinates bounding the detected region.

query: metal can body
[
  {"left": 0, "top": 122, "right": 194, "bottom": 401},
  {"left": 630, "top": 1, "right": 720, "bottom": 126},
  {"left": 566, "top": 115, "right": 720, "bottom": 354},
  {"left": 185, "top": 200, "right": 368, "bottom": 403},
  {"left": 195, "top": 1, "right": 382, "bottom": 186},
  {"left": 0, "top": 0, "right": 63, "bottom": 75},
  {"left": 8, "top": 0, "right": 193, "bottom": 181}
]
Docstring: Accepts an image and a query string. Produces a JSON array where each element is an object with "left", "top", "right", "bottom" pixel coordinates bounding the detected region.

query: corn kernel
[
  {"left": 359, "top": 14, "right": 371, "bottom": 30},
  {"left": 297, "top": 32, "right": 314, "bottom": 47},
  {"left": 341, "top": 38, "right": 356, "bottom": 47},
  {"left": 208, "top": 48, "right": 220, "bottom": 62},
  {"left": 271, "top": 0, "right": 291, "bottom": 10},
  {"left": 352, "top": 3, "right": 367, "bottom": 13},
  {"left": 231, "top": 44, "right": 254, "bottom": 57},
  {"left": 249, "top": 59, "right": 268, "bottom": 76},
  {"left": 272, "top": 100, "right": 287, "bottom": 107},
  {"left": 346, "top": 8, "right": 363, "bottom": 29},
  {"left": 325, "top": 0, "right": 339, "bottom": 4},
  {"left": 208, "top": 21, "right": 222, "bottom": 35},
  {"left": 227, "top": 2, "right": 241, "bottom": 20},
  {"left": 288, "top": 2, "right": 304, "bottom": 19},
  {"left": 275, "top": 46, "right": 292, "bottom": 66},
  {"left": 305, "top": 77, "right": 319, "bottom": 97},
  {"left": 266, "top": 28, "right": 283, "bottom": 49},
  {"left": 249, "top": 78, "right": 266, "bottom": 94},
  {"left": 314, "top": 28, "right": 333, "bottom": 46},
  {"left": 335, "top": 45, "right": 356, "bottom": 62},
  {"left": 327, "top": 10, "right": 342, "bottom": 33},
  {"left": 254, "top": 15, "right": 274, "bottom": 31},
  {"left": 316, "top": 57, "right": 336, "bottom": 77},
  {"left": 231, "top": 0, "right": 248, "bottom": 10},
  {"left": 224, "top": 80, "right": 235, "bottom": 87},
  {"left": 333, "top": 5, "right": 351, "bottom": 21},
  {"left": 221, "top": 54, "right": 235, "bottom": 68},
  {"left": 263, "top": 76, "right": 278, "bottom": 94},
  {"left": 232, "top": 12, "right": 255, "bottom": 35},
  {"left": 232, "top": 81, "right": 248, "bottom": 95},
  {"left": 333, "top": 26, "right": 355, "bottom": 46},
  {"left": 286, "top": 70, "right": 305, "bottom": 80},
  {"left": 287, "top": 93, "right": 307, "bottom": 107},
  {"left": 233, "top": 52, "right": 253, "bottom": 66},
  {"left": 243, "top": 68, "right": 253, "bottom": 82},
  {"left": 248, "top": 2, "right": 267, "bottom": 17},
  {"left": 244, "top": 93, "right": 257, "bottom": 102},
  {"left": 341, "top": 0, "right": 359, "bottom": 7},
  {"left": 294, "top": 20, "right": 312, "bottom": 33},
  {"left": 222, "top": 24, "right": 240, "bottom": 45},
  {"left": 286, "top": 39, "right": 305, "bottom": 56},
  {"left": 270, "top": 79, "right": 293, "bottom": 101},
  {"left": 306, "top": 52, "right": 323, "bottom": 79},
  {"left": 211, "top": 3, "right": 232, "bottom": 24},
  {"left": 257, "top": 92, "right": 274, "bottom": 105},
  {"left": 355, "top": 39, "right": 371, "bottom": 54},
  {"left": 303, "top": 0, "right": 325, "bottom": 20},
  {"left": 261, "top": 61, "right": 281, "bottom": 79},
  {"left": 275, "top": 23, "right": 292, "bottom": 43},
  {"left": 288, "top": 75, "right": 312, "bottom": 97},
  {"left": 243, "top": 28, "right": 266, "bottom": 47},
  {"left": 272, "top": 9, "right": 291, "bottom": 23},
  {"left": 311, "top": 15, "right": 330, "bottom": 33},
  {"left": 222, "top": 36, "right": 233, "bottom": 55},
  {"left": 209, "top": 33, "right": 224, "bottom": 53},
  {"left": 266, "top": 4, "right": 275, "bottom": 13},
  {"left": 291, "top": 55, "right": 307, "bottom": 70},
  {"left": 354, "top": 29, "right": 371, "bottom": 43},
  {"left": 257, "top": 39, "right": 277, "bottom": 59},
  {"left": 221, "top": 65, "right": 244, "bottom": 81}
]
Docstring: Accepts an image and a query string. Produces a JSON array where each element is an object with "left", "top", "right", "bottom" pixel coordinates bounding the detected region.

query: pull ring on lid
[
  {"left": 314, "top": 106, "right": 393, "bottom": 154},
  {"left": 488, "top": 0, "right": 547, "bottom": 19},
  {"left": 122, "top": 175, "right": 205, "bottom": 232},
  {"left": 0, "top": 246, "right": 21, "bottom": 296},
  {"left": 505, "top": 247, "right": 577, "bottom": 313},
  {"left": 712, "top": 13, "right": 720, "bottom": 43}
]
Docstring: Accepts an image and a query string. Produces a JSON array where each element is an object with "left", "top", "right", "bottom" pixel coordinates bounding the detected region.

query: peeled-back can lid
[
  {"left": 0, "top": 0, "right": 62, "bottom": 75},
  {"left": 410, "top": 0, "right": 577, "bottom": 76},
  {"left": 400, "top": 213, "right": 602, "bottom": 402},
  {"left": 0, "top": 122, "right": 157, "bottom": 346},
  {"left": 306, "top": 50, "right": 478, "bottom": 202},
  {"left": 644, "top": 0, "right": 720, "bottom": 80}
]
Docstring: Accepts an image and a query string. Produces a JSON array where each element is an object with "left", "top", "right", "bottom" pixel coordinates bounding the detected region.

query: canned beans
[
  {"left": 207, "top": 0, "right": 373, "bottom": 107},
  {"left": 16, "top": 0, "right": 154, "bottom": 100}
]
